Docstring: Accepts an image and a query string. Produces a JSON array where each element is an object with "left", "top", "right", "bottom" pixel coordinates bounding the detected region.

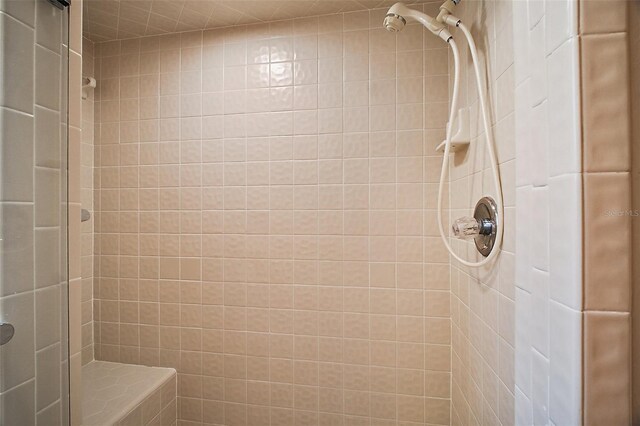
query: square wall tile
[
  {"left": 583, "top": 172, "right": 631, "bottom": 312},
  {"left": 581, "top": 33, "right": 630, "bottom": 172},
  {"left": 583, "top": 311, "right": 631, "bottom": 426},
  {"left": 580, "top": 0, "right": 627, "bottom": 35}
]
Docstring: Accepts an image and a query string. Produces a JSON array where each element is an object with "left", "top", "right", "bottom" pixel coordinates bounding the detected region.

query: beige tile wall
[
  {"left": 580, "top": 1, "right": 632, "bottom": 424},
  {"left": 82, "top": 36, "right": 96, "bottom": 365},
  {"left": 91, "top": 6, "right": 452, "bottom": 425},
  {"left": 631, "top": 1, "right": 640, "bottom": 422},
  {"left": 446, "top": 1, "right": 516, "bottom": 425}
]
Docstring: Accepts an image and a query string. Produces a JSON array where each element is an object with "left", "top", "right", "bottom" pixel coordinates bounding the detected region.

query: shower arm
[{"left": 436, "top": 0, "right": 463, "bottom": 27}]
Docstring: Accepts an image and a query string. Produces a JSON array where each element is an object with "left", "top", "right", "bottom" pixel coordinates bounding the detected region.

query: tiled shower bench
[{"left": 82, "top": 361, "right": 176, "bottom": 426}]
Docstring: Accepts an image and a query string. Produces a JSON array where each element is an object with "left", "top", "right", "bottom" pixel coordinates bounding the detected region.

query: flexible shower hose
[{"left": 437, "top": 23, "right": 504, "bottom": 268}]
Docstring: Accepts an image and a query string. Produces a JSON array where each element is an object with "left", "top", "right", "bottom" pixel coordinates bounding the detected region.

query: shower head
[
  {"left": 383, "top": 2, "right": 452, "bottom": 41},
  {"left": 383, "top": 13, "right": 406, "bottom": 32}
]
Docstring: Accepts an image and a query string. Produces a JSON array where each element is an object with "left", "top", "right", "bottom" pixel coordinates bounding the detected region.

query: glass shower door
[{"left": 0, "top": 1, "right": 70, "bottom": 424}]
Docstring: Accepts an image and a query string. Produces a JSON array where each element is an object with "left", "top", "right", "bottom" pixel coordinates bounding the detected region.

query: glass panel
[{"left": 0, "top": 1, "right": 70, "bottom": 424}]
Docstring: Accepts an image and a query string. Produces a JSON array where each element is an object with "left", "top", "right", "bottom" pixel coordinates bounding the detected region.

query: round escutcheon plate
[{"left": 473, "top": 197, "right": 498, "bottom": 257}]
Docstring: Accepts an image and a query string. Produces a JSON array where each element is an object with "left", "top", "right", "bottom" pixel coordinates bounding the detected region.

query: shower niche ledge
[{"left": 436, "top": 107, "right": 470, "bottom": 152}]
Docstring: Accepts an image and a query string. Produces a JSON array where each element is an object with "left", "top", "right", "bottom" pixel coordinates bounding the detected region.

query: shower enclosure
[{"left": 0, "top": 0, "right": 70, "bottom": 424}]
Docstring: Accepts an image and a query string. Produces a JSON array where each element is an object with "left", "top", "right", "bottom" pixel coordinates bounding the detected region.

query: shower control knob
[
  {"left": 452, "top": 216, "right": 495, "bottom": 239},
  {"left": 452, "top": 216, "right": 480, "bottom": 239},
  {"left": 450, "top": 197, "right": 499, "bottom": 257}
]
